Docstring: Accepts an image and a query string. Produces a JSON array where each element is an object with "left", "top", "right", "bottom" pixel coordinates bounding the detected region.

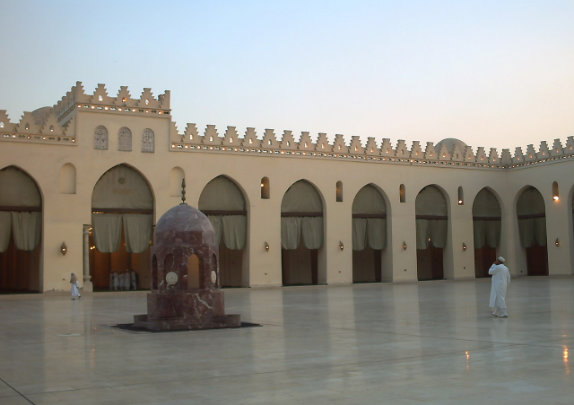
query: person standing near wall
[
  {"left": 70, "top": 273, "right": 81, "bottom": 300},
  {"left": 489, "top": 256, "right": 510, "bottom": 317}
]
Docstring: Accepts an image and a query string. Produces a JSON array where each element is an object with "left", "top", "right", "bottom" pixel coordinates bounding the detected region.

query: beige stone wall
[{"left": 1, "top": 87, "right": 573, "bottom": 292}]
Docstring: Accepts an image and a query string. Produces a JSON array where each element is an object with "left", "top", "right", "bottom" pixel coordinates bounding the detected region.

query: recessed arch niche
[
  {"left": 352, "top": 184, "right": 387, "bottom": 283},
  {"left": 516, "top": 186, "right": 548, "bottom": 276},
  {"left": 281, "top": 180, "right": 324, "bottom": 285},
  {"left": 169, "top": 167, "right": 185, "bottom": 197},
  {"left": 472, "top": 188, "right": 501, "bottom": 277},
  {"left": 90, "top": 164, "right": 154, "bottom": 290},
  {"left": 0, "top": 166, "right": 42, "bottom": 292},
  {"left": 198, "top": 175, "right": 248, "bottom": 287},
  {"left": 415, "top": 185, "right": 448, "bottom": 281},
  {"left": 59, "top": 163, "right": 76, "bottom": 194}
]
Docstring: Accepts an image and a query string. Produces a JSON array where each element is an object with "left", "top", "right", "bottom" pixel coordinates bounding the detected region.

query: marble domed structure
[{"left": 133, "top": 201, "right": 240, "bottom": 331}]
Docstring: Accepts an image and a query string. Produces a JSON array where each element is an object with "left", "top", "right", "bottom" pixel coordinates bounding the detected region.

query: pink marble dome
[{"left": 153, "top": 203, "right": 216, "bottom": 249}]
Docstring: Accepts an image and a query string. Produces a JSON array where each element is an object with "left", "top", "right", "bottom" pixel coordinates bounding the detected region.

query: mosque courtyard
[{"left": 1, "top": 277, "right": 573, "bottom": 404}]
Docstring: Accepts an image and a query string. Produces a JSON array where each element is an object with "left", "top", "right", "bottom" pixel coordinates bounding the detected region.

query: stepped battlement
[
  {"left": 169, "top": 124, "right": 574, "bottom": 169},
  {"left": 53, "top": 81, "right": 171, "bottom": 123},
  {"left": 1, "top": 82, "right": 572, "bottom": 168}
]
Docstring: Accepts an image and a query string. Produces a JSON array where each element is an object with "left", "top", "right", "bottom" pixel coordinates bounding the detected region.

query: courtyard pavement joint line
[{"left": 0, "top": 375, "right": 36, "bottom": 405}]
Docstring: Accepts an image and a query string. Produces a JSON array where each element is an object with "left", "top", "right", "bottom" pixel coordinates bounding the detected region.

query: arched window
[
  {"left": 399, "top": 184, "right": 406, "bottom": 203},
  {"left": 94, "top": 125, "right": 108, "bottom": 150},
  {"left": 458, "top": 186, "right": 464, "bottom": 205},
  {"left": 552, "top": 181, "right": 559, "bottom": 202},
  {"left": 261, "top": 177, "right": 270, "bottom": 199},
  {"left": 142, "top": 128, "right": 154, "bottom": 153},
  {"left": 336, "top": 181, "right": 343, "bottom": 202},
  {"left": 187, "top": 254, "right": 200, "bottom": 289},
  {"left": 118, "top": 127, "right": 132, "bottom": 151}
]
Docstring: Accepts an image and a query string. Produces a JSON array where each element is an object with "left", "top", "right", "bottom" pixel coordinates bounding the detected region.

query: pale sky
[{"left": 1, "top": 0, "right": 573, "bottom": 153}]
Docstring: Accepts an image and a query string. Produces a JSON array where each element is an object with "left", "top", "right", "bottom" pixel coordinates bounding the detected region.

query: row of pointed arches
[{"left": 0, "top": 164, "right": 552, "bottom": 292}]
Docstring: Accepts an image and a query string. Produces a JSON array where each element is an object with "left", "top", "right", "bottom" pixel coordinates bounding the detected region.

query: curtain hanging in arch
[
  {"left": 0, "top": 167, "right": 43, "bottom": 252},
  {"left": 473, "top": 189, "right": 502, "bottom": 249},
  {"left": 92, "top": 214, "right": 122, "bottom": 253},
  {"left": 199, "top": 177, "right": 247, "bottom": 251},
  {"left": 415, "top": 186, "right": 447, "bottom": 250},
  {"left": 91, "top": 165, "right": 154, "bottom": 253},
  {"left": 281, "top": 181, "right": 323, "bottom": 250},
  {"left": 123, "top": 214, "right": 153, "bottom": 253},
  {"left": 352, "top": 218, "right": 367, "bottom": 251},
  {"left": 516, "top": 188, "right": 546, "bottom": 248},
  {"left": 0, "top": 212, "right": 11, "bottom": 253},
  {"left": 92, "top": 214, "right": 153, "bottom": 253},
  {"left": 352, "top": 186, "right": 387, "bottom": 251}
]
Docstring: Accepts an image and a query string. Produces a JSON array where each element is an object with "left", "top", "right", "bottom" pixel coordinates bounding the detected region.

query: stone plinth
[
  {"left": 133, "top": 290, "right": 240, "bottom": 331},
  {"left": 132, "top": 202, "right": 240, "bottom": 331}
]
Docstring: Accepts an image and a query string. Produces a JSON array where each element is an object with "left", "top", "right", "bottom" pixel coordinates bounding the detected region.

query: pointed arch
[
  {"left": 198, "top": 175, "right": 248, "bottom": 287},
  {"left": 281, "top": 179, "right": 324, "bottom": 285},
  {"left": 0, "top": 166, "right": 43, "bottom": 292},
  {"left": 415, "top": 185, "right": 448, "bottom": 281},
  {"left": 472, "top": 187, "right": 502, "bottom": 277},
  {"left": 90, "top": 164, "right": 154, "bottom": 290},
  {"left": 352, "top": 184, "right": 388, "bottom": 283},
  {"left": 516, "top": 186, "right": 548, "bottom": 276}
]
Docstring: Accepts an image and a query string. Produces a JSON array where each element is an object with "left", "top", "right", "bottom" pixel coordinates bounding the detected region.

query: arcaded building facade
[{"left": 0, "top": 82, "right": 573, "bottom": 293}]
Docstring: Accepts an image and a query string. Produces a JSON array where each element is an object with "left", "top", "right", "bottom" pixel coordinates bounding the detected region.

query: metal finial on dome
[{"left": 180, "top": 178, "right": 186, "bottom": 205}]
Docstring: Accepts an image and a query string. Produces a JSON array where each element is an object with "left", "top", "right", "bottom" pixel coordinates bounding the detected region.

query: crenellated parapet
[
  {"left": 169, "top": 122, "right": 574, "bottom": 169},
  {"left": 0, "top": 82, "right": 171, "bottom": 146},
  {"left": 53, "top": 81, "right": 171, "bottom": 124},
  {"left": 0, "top": 108, "right": 76, "bottom": 145},
  {"left": 2, "top": 82, "right": 573, "bottom": 168}
]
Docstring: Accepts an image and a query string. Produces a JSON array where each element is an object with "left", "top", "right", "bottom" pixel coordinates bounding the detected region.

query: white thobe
[
  {"left": 71, "top": 281, "right": 81, "bottom": 298},
  {"left": 489, "top": 263, "right": 510, "bottom": 316}
]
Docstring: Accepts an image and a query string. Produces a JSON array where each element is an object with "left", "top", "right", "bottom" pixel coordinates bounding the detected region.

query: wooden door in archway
[{"left": 0, "top": 167, "right": 42, "bottom": 293}]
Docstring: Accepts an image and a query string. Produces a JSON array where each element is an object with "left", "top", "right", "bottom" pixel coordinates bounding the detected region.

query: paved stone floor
[{"left": 1, "top": 277, "right": 573, "bottom": 404}]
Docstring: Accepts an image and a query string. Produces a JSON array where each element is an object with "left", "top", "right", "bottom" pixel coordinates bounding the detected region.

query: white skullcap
[{"left": 497, "top": 256, "right": 505, "bottom": 263}]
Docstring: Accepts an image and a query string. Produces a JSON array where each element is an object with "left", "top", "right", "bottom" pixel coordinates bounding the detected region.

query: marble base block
[{"left": 133, "top": 290, "right": 241, "bottom": 331}]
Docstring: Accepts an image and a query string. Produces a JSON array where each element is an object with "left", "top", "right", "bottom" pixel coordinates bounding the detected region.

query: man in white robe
[{"left": 489, "top": 256, "right": 511, "bottom": 317}]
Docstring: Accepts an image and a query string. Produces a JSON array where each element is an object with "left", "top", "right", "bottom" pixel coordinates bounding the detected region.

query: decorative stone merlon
[
  {"left": 525, "top": 145, "right": 537, "bottom": 162},
  {"left": 243, "top": 127, "right": 260, "bottom": 148},
  {"left": 3, "top": 82, "right": 574, "bottom": 169},
  {"left": 381, "top": 139, "right": 394, "bottom": 157},
  {"left": 203, "top": 125, "right": 221, "bottom": 146},
  {"left": 280, "top": 130, "right": 297, "bottom": 150},
  {"left": 395, "top": 140, "right": 408, "bottom": 158},
  {"left": 262, "top": 129, "right": 279, "bottom": 149},
  {"left": 537, "top": 141, "right": 549, "bottom": 159},
  {"left": 223, "top": 126, "right": 240, "bottom": 146},
  {"left": 410, "top": 141, "right": 423, "bottom": 160},
  {"left": 350, "top": 136, "right": 364, "bottom": 155},
  {"left": 365, "top": 137, "right": 379, "bottom": 156},
  {"left": 333, "top": 134, "right": 349, "bottom": 154},
  {"left": 424, "top": 142, "right": 437, "bottom": 160},
  {"left": 551, "top": 139, "right": 563, "bottom": 157}
]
